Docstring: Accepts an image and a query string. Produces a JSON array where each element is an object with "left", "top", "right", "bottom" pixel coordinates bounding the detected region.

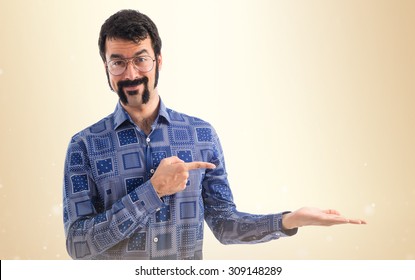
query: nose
[{"left": 123, "top": 60, "right": 140, "bottom": 80}]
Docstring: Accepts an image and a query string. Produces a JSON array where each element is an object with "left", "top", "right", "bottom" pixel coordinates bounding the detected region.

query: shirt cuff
[
  {"left": 133, "top": 180, "right": 164, "bottom": 214},
  {"left": 275, "top": 211, "right": 298, "bottom": 237}
]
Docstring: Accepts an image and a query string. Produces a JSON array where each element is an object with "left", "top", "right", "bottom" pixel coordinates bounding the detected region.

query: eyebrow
[{"left": 109, "top": 49, "right": 150, "bottom": 60}]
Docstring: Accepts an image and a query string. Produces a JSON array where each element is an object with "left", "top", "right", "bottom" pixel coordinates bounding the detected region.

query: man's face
[{"left": 105, "top": 37, "right": 161, "bottom": 107}]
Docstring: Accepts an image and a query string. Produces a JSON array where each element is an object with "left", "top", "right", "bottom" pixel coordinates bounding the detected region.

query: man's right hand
[{"left": 150, "top": 156, "right": 216, "bottom": 197}]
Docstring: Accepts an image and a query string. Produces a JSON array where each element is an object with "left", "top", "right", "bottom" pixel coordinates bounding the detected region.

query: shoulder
[
  {"left": 69, "top": 113, "right": 115, "bottom": 144},
  {"left": 164, "top": 107, "right": 221, "bottom": 145},
  {"left": 165, "top": 107, "right": 214, "bottom": 128}
]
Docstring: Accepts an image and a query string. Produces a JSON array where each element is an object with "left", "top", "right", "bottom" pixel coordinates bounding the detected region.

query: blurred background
[{"left": 0, "top": 0, "right": 414, "bottom": 260}]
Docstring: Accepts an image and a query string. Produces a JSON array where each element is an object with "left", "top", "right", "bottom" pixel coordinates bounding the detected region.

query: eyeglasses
[{"left": 106, "top": 56, "right": 156, "bottom": 76}]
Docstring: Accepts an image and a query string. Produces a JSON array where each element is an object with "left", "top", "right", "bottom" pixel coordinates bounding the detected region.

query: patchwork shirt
[{"left": 63, "top": 100, "right": 297, "bottom": 259}]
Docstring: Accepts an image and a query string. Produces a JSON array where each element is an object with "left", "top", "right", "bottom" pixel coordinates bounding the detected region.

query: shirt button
[
  {"left": 153, "top": 237, "right": 158, "bottom": 243},
  {"left": 146, "top": 137, "right": 151, "bottom": 144},
  {"left": 150, "top": 169, "right": 155, "bottom": 174}
]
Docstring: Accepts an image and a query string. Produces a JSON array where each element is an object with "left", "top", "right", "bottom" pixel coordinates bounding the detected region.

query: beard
[{"left": 116, "top": 76, "right": 150, "bottom": 105}]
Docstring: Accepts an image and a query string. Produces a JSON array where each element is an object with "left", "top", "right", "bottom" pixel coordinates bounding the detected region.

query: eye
[
  {"left": 134, "top": 56, "right": 148, "bottom": 64},
  {"left": 110, "top": 60, "right": 125, "bottom": 67}
]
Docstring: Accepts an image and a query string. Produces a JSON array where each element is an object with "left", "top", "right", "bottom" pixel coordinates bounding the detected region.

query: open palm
[{"left": 283, "top": 207, "right": 366, "bottom": 229}]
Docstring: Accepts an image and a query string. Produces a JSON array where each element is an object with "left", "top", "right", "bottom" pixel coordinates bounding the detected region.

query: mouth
[
  {"left": 118, "top": 77, "right": 149, "bottom": 93},
  {"left": 123, "top": 85, "right": 141, "bottom": 92}
]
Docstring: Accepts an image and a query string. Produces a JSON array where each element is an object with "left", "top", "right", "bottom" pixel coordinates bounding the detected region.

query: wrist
[
  {"left": 150, "top": 177, "right": 163, "bottom": 198},
  {"left": 282, "top": 212, "right": 295, "bottom": 230}
]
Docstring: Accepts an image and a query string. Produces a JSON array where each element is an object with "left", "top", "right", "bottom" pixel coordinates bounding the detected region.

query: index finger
[{"left": 185, "top": 161, "right": 216, "bottom": 170}]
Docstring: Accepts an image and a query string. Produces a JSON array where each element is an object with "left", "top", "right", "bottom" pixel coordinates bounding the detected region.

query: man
[{"left": 63, "top": 9, "right": 366, "bottom": 260}]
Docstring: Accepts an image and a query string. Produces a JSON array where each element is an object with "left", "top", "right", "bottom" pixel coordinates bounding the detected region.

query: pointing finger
[
  {"left": 185, "top": 161, "right": 216, "bottom": 170},
  {"left": 160, "top": 156, "right": 184, "bottom": 165}
]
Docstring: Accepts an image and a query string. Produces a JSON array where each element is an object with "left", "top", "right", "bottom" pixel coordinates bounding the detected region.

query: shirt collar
[
  {"left": 158, "top": 99, "right": 171, "bottom": 124},
  {"left": 113, "top": 98, "right": 171, "bottom": 130}
]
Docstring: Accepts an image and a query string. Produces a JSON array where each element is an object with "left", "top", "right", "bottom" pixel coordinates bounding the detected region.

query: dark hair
[{"left": 98, "top": 9, "right": 162, "bottom": 62}]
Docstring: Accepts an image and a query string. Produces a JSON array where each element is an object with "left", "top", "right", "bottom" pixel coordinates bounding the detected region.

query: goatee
[{"left": 116, "top": 76, "right": 150, "bottom": 105}]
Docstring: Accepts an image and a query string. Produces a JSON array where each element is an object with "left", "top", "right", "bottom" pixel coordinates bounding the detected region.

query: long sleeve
[
  {"left": 63, "top": 101, "right": 297, "bottom": 259},
  {"left": 202, "top": 128, "right": 297, "bottom": 244},
  {"left": 63, "top": 134, "right": 163, "bottom": 259}
]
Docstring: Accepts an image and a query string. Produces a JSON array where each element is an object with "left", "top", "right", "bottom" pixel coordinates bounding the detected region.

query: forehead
[{"left": 105, "top": 37, "right": 154, "bottom": 59}]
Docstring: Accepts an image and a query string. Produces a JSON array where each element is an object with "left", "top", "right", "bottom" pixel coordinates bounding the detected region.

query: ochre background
[{"left": 0, "top": 0, "right": 414, "bottom": 259}]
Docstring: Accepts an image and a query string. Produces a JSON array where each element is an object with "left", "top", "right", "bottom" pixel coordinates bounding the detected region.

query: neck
[{"left": 122, "top": 93, "right": 160, "bottom": 135}]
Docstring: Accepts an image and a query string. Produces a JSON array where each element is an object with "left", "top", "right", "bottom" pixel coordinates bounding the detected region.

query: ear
[
  {"left": 105, "top": 68, "right": 115, "bottom": 92},
  {"left": 157, "top": 53, "right": 163, "bottom": 71},
  {"left": 103, "top": 61, "right": 109, "bottom": 75}
]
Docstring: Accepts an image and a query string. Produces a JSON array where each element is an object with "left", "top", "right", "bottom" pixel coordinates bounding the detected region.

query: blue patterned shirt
[{"left": 63, "top": 100, "right": 297, "bottom": 259}]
